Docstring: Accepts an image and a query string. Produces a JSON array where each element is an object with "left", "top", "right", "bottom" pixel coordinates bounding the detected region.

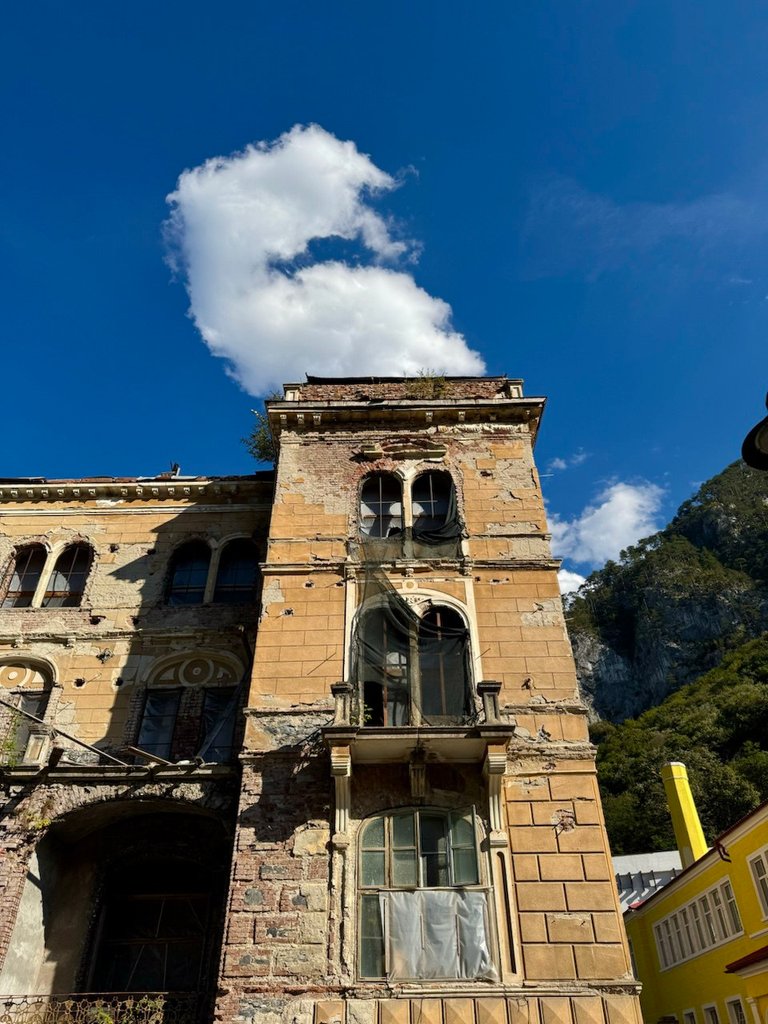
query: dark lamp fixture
[{"left": 742, "top": 393, "right": 768, "bottom": 471}]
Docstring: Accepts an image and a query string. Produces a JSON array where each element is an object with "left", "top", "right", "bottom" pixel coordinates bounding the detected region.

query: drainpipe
[{"left": 661, "top": 762, "right": 708, "bottom": 868}]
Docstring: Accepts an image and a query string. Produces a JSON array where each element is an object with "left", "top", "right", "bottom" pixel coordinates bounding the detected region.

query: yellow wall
[{"left": 625, "top": 803, "right": 768, "bottom": 1024}]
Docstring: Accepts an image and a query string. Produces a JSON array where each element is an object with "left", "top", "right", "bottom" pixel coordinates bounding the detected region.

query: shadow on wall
[{"left": 0, "top": 802, "right": 232, "bottom": 998}]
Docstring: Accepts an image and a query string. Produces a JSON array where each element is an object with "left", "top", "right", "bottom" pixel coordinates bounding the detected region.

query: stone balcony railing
[{"left": 0, "top": 993, "right": 202, "bottom": 1024}]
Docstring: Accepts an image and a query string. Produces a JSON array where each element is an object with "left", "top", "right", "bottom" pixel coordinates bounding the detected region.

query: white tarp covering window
[{"left": 381, "top": 890, "right": 498, "bottom": 981}]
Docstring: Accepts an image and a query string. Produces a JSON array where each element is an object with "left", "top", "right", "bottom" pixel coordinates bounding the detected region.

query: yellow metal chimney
[{"left": 661, "top": 762, "right": 708, "bottom": 868}]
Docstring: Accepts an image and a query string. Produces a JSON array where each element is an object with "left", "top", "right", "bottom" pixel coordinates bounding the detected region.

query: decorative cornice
[{"left": 0, "top": 478, "right": 272, "bottom": 505}]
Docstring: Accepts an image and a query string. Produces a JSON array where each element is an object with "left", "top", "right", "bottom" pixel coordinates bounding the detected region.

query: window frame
[
  {"left": 356, "top": 806, "right": 497, "bottom": 983},
  {"left": 749, "top": 846, "right": 768, "bottom": 919},
  {"left": 358, "top": 470, "right": 460, "bottom": 555},
  {"left": 356, "top": 600, "right": 473, "bottom": 727},
  {"left": 41, "top": 543, "right": 93, "bottom": 608},
  {"left": 1, "top": 545, "right": 48, "bottom": 608},
  {"left": 726, "top": 1000, "right": 747, "bottom": 1024},
  {"left": 165, "top": 540, "right": 212, "bottom": 606},
  {"left": 212, "top": 538, "right": 261, "bottom": 605},
  {"left": 653, "top": 877, "right": 743, "bottom": 970}
]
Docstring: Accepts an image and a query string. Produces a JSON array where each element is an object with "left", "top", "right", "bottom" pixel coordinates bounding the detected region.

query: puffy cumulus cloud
[
  {"left": 165, "top": 124, "right": 485, "bottom": 394},
  {"left": 550, "top": 481, "right": 664, "bottom": 567},
  {"left": 557, "top": 569, "right": 586, "bottom": 596}
]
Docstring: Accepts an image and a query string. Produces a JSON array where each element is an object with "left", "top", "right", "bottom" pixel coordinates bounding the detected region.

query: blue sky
[{"left": 2, "top": 1, "right": 766, "bottom": 588}]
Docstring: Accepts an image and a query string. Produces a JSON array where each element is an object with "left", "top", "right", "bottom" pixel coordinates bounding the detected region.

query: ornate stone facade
[{"left": 0, "top": 377, "right": 641, "bottom": 1024}]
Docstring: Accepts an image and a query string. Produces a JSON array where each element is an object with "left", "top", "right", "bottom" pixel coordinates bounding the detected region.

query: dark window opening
[
  {"left": 418, "top": 607, "right": 471, "bottom": 721},
  {"left": 213, "top": 540, "right": 259, "bottom": 604},
  {"left": 1, "top": 690, "right": 48, "bottom": 762},
  {"left": 360, "top": 474, "right": 403, "bottom": 539},
  {"left": 412, "top": 472, "right": 452, "bottom": 534},
  {"left": 1, "top": 545, "right": 47, "bottom": 608},
  {"left": 42, "top": 543, "right": 93, "bottom": 607},
  {"left": 359, "top": 608, "right": 411, "bottom": 726},
  {"left": 358, "top": 601, "right": 471, "bottom": 727},
  {"left": 137, "top": 689, "right": 181, "bottom": 760},
  {"left": 166, "top": 542, "right": 210, "bottom": 606},
  {"left": 89, "top": 862, "right": 211, "bottom": 992},
  {"left": 197, "top": 686, "right": 239, "bottom": 762}
]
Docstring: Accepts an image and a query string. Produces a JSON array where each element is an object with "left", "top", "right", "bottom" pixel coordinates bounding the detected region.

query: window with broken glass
[
  {"left": 135, "top": 686, "right": 240, "bottom": 763},
  {"left": 358, "top": 808, "right": 497, "bottom": 981},
  {"left": 42, "top": 543, "right": 93, "bottom": 607},
  {"left": 1, "top": 545, "right": 47, "bottom": 607},
  {"left": 359, "top": 470, "right": 462, "bottom": 559},
  {"left": 89, "top": 862, "right": 211, "bottom": 992},
  {"left": 356, "top": 601, "right": 472, "bottom": 727}
]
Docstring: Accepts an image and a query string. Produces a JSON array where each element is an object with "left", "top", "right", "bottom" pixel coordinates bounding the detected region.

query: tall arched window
[
  {"left": 1, "top": 545, "right": 47, "bottom": 608},
  {"left": 213, "top": 539, "right": 260, "bottom": 603},
  {"left": 42, "top": 543, "right": 93, "bottom": 607},
  {"left": 412, "top": 471, "right": 454, "bottom": 535},
  {"left": 358, "top": 808, "right": 496, "bottom": 981},
  {"left": 418, "top": 606, "right": 471, "bottom": 721},
  {"left": 360, "top": 474, "right": 403, "bottom": 539},
  {"left": 356, "top": 602, "right": 471, "bottom": 727},
  {"left": 166, "top": 541, "right": 210, "bottom": 606}
]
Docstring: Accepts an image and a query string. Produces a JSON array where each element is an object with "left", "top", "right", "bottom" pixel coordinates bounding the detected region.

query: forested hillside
[
  {"left": 568, "top": 461, "right": 768, "bottom": 721},
  {"left": 591, "top": 634, "right": 768, "bottom": 854},
  {"left": 564, "top": 460, "right": 768, "bottom": 852}
]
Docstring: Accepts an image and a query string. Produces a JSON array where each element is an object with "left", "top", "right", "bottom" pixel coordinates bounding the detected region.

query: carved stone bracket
[
  {"left": 330, "top": 744, "right": 352, "bottom": 842},
  {"left": 484, "top": 742, "right": 508, "bottom": 848}
]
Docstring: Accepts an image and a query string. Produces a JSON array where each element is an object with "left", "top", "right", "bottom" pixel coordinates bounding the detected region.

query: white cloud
[
  {"left": 165, "top": 124, "right": 485, "bottom": 394},
  {"left": 547, "top": 448, "right": 589, "bottom": 473},
  {"left": 558, "top": 569, "right": 586, "bottom": 596},
  {"left": 550, "top": 481, "right": 664, "bottom": 566}
]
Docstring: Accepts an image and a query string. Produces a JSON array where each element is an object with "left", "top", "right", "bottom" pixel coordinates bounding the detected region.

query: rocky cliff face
[{"left": 567, "top": 462, "right": 768, "bottom": 721}]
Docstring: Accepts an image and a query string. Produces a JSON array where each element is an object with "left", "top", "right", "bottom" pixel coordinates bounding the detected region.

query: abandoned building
[{"left": 0, "top": 376, "right": 642, "bottom": 1024}]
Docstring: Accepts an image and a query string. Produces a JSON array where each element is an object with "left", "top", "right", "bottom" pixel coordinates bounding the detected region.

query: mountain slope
[
  {"left": 592, "top": 633, "right": 768, "bottom": 854},
  {"left": 568, "top": 461, "right": 768, "bottom": 721}
]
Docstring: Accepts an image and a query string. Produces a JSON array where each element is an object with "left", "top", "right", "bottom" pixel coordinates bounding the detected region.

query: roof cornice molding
[{"left": 0, "top": 478, "right": 272, "bottom": 505}]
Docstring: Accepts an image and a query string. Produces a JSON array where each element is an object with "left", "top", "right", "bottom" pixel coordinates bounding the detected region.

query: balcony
[{"left": 0, "top": 994, "right": 202, "bottom": 1024}]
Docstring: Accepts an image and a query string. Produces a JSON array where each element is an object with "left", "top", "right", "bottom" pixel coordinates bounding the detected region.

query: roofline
[
  {"left": 624, "top": 796, "right": 768, "bottom": 917},
  {"left": 296, "top": 375, "right": 521, "bottom": 385}
]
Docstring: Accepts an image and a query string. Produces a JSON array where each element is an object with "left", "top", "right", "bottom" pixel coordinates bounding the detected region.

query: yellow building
[{"left": 624, "top": 763, "right": 768, "bottom": 1024}]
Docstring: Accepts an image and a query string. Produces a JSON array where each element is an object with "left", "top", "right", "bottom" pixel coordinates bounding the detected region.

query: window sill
[{"left": 323, "top": 723, "right": 515, "bottom": 764}]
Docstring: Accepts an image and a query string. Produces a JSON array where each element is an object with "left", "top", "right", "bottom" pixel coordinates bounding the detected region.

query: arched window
[
  {"left": 356, "top": 602, "right": 472, "bottom": 727},
  {"left": 359, "top": 607, "right": 411, "bottom": 727},
  {"left": 358, "top": 808, "right": 496, "bottom": 981},
  {"left": 418, "top": 606, "right": 471, "bottom": 721},
  {"left": 42, "top": 543, "right": 93, "bottom": 607},
  {"left": 412, "top": 471, "right": 454, "bottom": 535},
  {"left": 213, "top": 539, "right": 260, "bottom": 603},
  {"left": 1, "top": 545, "right": 47, "bottom": 608},
  {"left": 166, "top": 541, "right": 210, "bottom": 606},
  {"left": 360, "top": 474, "right": 403, "bottom": 539}
]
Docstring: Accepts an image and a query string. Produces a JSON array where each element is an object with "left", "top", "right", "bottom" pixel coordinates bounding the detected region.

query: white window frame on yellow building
[
  {"left": 654, "top": 878, "right": 744, "bottom": 969},
  {"left": 725, "top": 996, "right": 748, "bottom": 1024},
  {"left": 747, "top": 846, "right": 768, "bottom": 920},
  {"left": 703, "top": 1004, "right": 721, "bottom": 1024}
]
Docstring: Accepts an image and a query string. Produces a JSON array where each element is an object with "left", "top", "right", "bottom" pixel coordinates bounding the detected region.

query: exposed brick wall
[{"left": 294, "top": 378, "right": 514, "bottom": 402}]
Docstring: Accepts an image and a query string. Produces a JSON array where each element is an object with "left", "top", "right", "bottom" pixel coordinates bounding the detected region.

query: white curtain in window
[{"left": 381, "top": 890, "right": 497, "bottom": 981}]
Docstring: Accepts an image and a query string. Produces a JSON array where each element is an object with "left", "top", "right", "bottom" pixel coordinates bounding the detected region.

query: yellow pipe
[{"left": 661, "top": 762, "right": 708, "bottom": 868}]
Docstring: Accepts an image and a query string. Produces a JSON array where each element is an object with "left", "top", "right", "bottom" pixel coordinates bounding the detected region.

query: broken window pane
[
  {"left": 137, "top": 689, "right": 181, "bottom": 760},
  {"left": 1, "top": 545, "right": 47, "bottom": 608},
  {"left": 412, "top": 472, "right": 451, "bottom": 533},
  {"left": 418, "top": 607, "right": 471, "bottom": 723},
  {"left": 42, "top": 544, "right": 93, "bottom": 607},
  {"left": 197, "top": 686, "right": 239, "bottom": 762},
  {"left": 360, "top": 474, "right": 403, "bottom": 539}
]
